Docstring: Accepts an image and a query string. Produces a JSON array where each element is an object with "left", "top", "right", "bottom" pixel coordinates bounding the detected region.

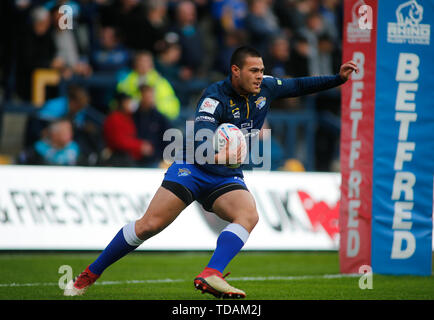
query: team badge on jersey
[
  {"left": 232, "top": 107, "right": 240, "bottom": 119},
  {"left": 255, "top": 96, "right": 266, "bottom": 109},
  {"left": 199, "top": 98, "right": 219, "bottom": 114}
]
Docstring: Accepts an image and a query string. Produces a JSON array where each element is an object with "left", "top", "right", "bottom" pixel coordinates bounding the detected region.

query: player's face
[{"left": 234, "top": 56, "right": 264, "bottom": 95}]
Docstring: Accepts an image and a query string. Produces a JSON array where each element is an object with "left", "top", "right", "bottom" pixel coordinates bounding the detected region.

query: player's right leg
[
  {"left": 64, "top": 186, "right": 186, "bottom": 296},
  {"left": 194, "top": 188, "right": 258, "bottom": 299}
]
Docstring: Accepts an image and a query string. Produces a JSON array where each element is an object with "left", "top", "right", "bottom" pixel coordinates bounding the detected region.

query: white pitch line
[{"left": 0, "top": 273, "right": 360, "bottom": 288}]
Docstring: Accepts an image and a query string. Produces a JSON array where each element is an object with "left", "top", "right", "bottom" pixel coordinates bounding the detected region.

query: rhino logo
[
  {"left": 396, "top": 0, "right": 423, "bottom": 25},
  {"left": 387, "top": 0, "right": 430, "bottom": 45}
]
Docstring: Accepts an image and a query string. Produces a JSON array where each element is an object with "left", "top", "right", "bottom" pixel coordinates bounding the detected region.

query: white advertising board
[{"left": 0, "top": 166, "right": 341, "bottom": 250}]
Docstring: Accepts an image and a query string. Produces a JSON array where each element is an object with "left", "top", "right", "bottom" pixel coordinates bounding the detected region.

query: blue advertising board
[{"left": 372, "top": 0, "right": 434, "bottom": 275}]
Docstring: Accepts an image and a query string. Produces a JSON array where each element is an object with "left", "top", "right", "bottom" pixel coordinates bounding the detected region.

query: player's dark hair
[{"left": 230, "top": 46, "right": 262, "bottom": 69}]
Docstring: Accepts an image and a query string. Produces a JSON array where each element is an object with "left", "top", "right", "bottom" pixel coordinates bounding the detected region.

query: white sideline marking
[{"left": 0, "top": 273, "right": 359, "bottom": 288}]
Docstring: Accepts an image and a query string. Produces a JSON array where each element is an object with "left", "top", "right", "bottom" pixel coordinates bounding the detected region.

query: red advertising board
[{"left": 339, "top": 0, "right": 377, "bottom": 273}]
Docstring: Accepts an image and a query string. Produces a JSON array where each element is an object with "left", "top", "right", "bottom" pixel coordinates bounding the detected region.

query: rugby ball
[{"left": 213, "top": 123, "right": 247, "bottom": 168}]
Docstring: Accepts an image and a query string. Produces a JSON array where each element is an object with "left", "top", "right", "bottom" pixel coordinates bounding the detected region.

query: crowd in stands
[{"left": 0, "top": 0, "right": 343, "bottom": 171}]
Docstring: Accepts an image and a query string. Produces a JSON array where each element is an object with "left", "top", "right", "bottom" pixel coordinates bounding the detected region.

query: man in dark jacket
[{"left": 133, "top": 85, "right": 171, "bottom": 167}]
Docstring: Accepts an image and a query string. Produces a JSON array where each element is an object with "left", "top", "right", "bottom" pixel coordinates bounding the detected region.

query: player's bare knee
[
  {"left": 135, "top": 217, "right": 164, "bottom": 239},
  {"left": 238, "top": 210, "right": 258, "bottom": 233}
]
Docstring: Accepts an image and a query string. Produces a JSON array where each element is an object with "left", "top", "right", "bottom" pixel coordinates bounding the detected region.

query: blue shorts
[{"left": 161, "top": 162, "right": 248, "bottom": 211}]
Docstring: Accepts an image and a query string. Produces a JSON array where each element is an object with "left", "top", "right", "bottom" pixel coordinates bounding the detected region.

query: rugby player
[{"left": 64, "top": 46, "right": 358, "bottom": 298}]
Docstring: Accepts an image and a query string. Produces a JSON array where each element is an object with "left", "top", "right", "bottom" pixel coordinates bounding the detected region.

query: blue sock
[
  {"left": 207, "top": 223, "right": 249, "bottom": 273},
  {"left": 89, "top": 221, "right": 143, "bottom": 275}
]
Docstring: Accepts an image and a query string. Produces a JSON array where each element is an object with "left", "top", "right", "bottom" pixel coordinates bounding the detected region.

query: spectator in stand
[
  {"left": 264, "top": 35, "right": 301, "bottom": 111},
  {"left": 37, "top": 85, "right": 103, "bottom": 128},
  {"left": 244, "top": 0, "right": 281, "bottom": 56},
  {"left": 116, "top": 50, "right": 180, "bottom": 120},
  {"left": 298, "top": 11, "right": 337, "bottom": 76},
  {"left": 143, "top": 0, "right": 170, "bottom": 54},
  {"left": 25, "top": 85, "right": 105, "bottom": 164},
  {"left": 210, "top": 0, "right": 248, "bottom": 45},
  {"left": 154, "top": 35, "right": 184, "bottom": 87},
  {"left": 15, "top": 6, "right": 64, "bottom": 100},
  {"left": 102, "top": 93, "right": 154, "bottom": 167},
  {"left": 264, "top": 35, "right": 293, "bottom": 79},
  {"left": 273, "top": 0, "right": 317, "bottom": 34},
  {"left": 18, "top": 119, "right": 80, "bottom": 166},
  {"left": 288, "top": 34, "right": 310, "bottom": 77},
  {"left": 319, "top": 0, "right": 342, "bottom": 41},
  {"left": 171, "top": 0, "right": 206, "bottom": 75},
  {"left": 43, "top": 0, "right": 96, "bottom": 51},
  {"left": 213, "top": 29, "right": 247, "bottom": 76},
  {"left": 98, "top": 0, "right": 149, "bottom": 51},
  {"left": 155, "top": 33, "right": 210, "bottom": 106},
  {"left": 314, "top": 33, "right": 342, "bottom": 172},
  {"left": 317, "top": 33, "right": 341, "bottom": 76},
  {"left": 133, "top": 85, "right": 171, "bottom": 167},
  {"left": 89, "top": 25, "right": 131, "bottom": 114},
  {"left": 50, "top": 4, "right": 92, "bottom": 79},
  {"left": 90, "top": 26, "right": 131, "bottom": 74}
]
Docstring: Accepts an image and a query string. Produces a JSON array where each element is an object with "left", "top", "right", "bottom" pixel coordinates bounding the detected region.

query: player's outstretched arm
[{"left": 269, "top": 61, "right": 359, "bottom": 99}]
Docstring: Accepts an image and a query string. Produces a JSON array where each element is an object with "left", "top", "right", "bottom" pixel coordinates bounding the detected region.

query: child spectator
[
  {"left": 25, "top": 85, "right": 105, "bottom": 164},
  {"left": 18, "top": 119, "right": 80, "bottom": 166}
]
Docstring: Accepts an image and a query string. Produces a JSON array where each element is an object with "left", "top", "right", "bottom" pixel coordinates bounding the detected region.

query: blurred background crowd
[{"left": 0, "top": 0, "right": 343, "bottom": 172}]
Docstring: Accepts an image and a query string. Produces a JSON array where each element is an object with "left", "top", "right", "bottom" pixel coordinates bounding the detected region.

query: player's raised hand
[{"left": 339, "top": 60, "right": 359, "bottom": 82}]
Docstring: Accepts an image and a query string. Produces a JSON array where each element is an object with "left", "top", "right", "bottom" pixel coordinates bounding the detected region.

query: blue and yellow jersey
[{"left": 188, "top": 74, "right": 345, "bottom": 176}]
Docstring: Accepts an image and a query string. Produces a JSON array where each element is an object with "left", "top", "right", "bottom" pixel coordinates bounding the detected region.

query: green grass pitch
[{"left": 0, "top": 251, "right": 433, "bottom": 300}]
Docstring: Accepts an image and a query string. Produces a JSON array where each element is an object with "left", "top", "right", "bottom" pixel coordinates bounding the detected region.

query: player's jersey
[{"left": 184, "top": 74, "right": 345, "bottom": 177}]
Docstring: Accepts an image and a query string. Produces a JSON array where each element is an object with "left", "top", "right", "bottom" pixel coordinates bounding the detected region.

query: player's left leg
[{"left": 194, "top": 189, "right": 258, "bottom": 298}]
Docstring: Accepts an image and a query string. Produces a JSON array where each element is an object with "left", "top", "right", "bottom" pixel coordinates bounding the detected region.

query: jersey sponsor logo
[
  {"left": 195, "top": 115, "right": 216, "bottom": 123},
  {"left": 177, "top": 168, "right": 191, "bottom": 177},
  {"left": 255, "top": 96, "right": 266, "bottom": 109},
  {"left": 387, "top": 0, "right": 430, "bottom": 45},
  {"left": 198, "top": 98, "right": 219, "bottom": 114}
]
